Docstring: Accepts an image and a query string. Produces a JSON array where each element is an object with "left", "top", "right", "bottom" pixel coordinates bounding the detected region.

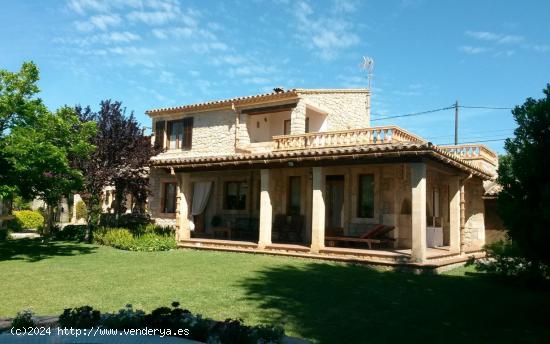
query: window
[
  {"left": 284, "top": 119, "right": 291, "bottom": 135},
  {"left": 168, "top": 117, "right": 193, "bottom": 149},
  {"left": 162, "top": 182, "right": 177, "bottom": 213},
  {"left": 154, "top": 120, "right": 165, "bottom": 149},
  {"left": 287, "top": 176, "right": 301, "bottom": 215},
  {"left": 224, "top": 181, "right": 248, "bottom": 210},
  {"left": 357, "top": 174, "right": 374, "bottom": 218}
]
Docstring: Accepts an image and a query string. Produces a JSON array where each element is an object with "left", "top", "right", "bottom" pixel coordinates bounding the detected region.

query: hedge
[{"left": 11, "top": 210, "right": 44, "bottom": 231}]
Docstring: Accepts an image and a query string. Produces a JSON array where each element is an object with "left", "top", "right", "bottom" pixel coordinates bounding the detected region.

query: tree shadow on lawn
[
  {"left": 239, "top": 262, "right": 550, "bottom": 344},
  {"left": 0, "top": 238, "right": 97, "bottom": 262}
]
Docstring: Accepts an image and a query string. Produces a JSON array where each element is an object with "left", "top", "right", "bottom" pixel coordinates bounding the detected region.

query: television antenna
[{"left": 360, "top": 56, "right": 374, "bottom": 89}]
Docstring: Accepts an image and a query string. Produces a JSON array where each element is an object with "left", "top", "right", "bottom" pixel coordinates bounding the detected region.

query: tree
[
  {"left": 0, "top": 61, "right": 47, "bottom": 197},
  {"left": 73, "top": 100, "right": 160, "bottom": 240},
  {"left": 3, "top": 107, "right": 96, "bottom": 234},
  {"left": 497, "top": 84, "right": 550, "bottom": 272}
]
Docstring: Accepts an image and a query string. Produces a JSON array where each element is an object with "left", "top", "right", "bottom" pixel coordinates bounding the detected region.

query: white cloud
[
  {"left": 292, "top": 0, "right": 360, "bottom": 60},
  {"left": 75, "top": 14, "right": 121, "bottom": 31},
  {"left": 465, "top": 30, "right": 524, "bottom": 44},
  {"left": 127, "top": 11, "right": 177, "bottom": 25},
  {"left": 459, "top": 45, "right": 490, "bottom": 54},
  {"left": 533, "top": 44, "right": 550, "bottom": 52}
]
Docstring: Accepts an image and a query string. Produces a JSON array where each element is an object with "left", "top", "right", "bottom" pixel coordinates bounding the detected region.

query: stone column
[
  {"left": 449, "top": 176, "right": 461, "bottom": 253},
  {"left": 310, "top": 167, "right": 325, "bottom": 253},
  {"left": 290, "top": 100, "right": 306, "bottom": 135},
  {"left": 258, "top": 169, "right": 272, "bottom": 248},
  {"left": 411, "top": 163, "right": 427, "bottom": 262},
  {"left": 176, "top": 172, "right": 192, "bottom": 241},
  {"left": 460, "top": 183, "right": 466, "bottom": 255}
]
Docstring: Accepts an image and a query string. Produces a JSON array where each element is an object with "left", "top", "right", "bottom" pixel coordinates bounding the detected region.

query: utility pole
[{"left": 454, "top": 100, "right": 459, "bottom": 145}]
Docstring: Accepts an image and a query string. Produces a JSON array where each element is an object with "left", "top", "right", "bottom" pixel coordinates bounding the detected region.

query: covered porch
[{"left": 170, "top": 160, "right": 485, "bottom": 265}]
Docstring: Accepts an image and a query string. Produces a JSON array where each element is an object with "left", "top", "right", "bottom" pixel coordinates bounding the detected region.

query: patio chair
[{"left": 325, "top": 224, "right": 395, "bottom": 249}]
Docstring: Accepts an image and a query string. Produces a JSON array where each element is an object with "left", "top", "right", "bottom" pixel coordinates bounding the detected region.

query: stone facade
[
  {"left": 146, "top": 88, "right": 491, "bottom": 261},
  {"left": 297, "top": 90, "right": 370, "bottom": 131},
  {"left": 150, "top": 89, "right": 371, "bottom": 160}
]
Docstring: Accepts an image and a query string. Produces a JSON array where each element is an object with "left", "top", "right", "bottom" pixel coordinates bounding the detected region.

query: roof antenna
[{"left": 360, "top": 56, "right": 374, "bottom": 89}]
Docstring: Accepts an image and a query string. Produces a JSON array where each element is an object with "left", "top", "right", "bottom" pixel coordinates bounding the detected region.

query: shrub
[
  {"left": 100, "top": 213, "right": 152, "bottom": 230},
  {"left": 58, "top": 306, "right": 101, "bottom": 328},
  {"left": 54, "top": 225, "right": 87, "bottom": 241},
  {"left": 467, "top": 240, "right": 550, "bottom": 282},
  {"left": 11, "top": 309, "right": 36, "bottom": 329},
  {"left": 56, "top": 302, "right": 285, "bottom": 343},
  {"left": 93, "top": 227, "right": 176, "bottom": 251},
  {"left": 11, "top": 210, "right": 44, "bottom": 231},
  {"left": 101, "top": 304, "right": 146, "bottom": 329},
  {"left": 0, "top": 228, "right": 10, "bottom": 241},
  {"left": 75, "top": 201, "right": 87, "bottom": 220},
  {"left": 93, "top": 228, "right": 134, "bottom": 250}
]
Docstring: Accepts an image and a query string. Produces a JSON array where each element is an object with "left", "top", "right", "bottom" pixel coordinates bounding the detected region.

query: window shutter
[
  {"left": 154, "top": 120, "right": 165, "bottom": 149},
  {"left": 183, "top": 117, "right": 193, "bottom": 149}
]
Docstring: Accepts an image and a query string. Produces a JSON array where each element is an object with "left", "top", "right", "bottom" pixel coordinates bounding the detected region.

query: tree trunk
[
  {"left": 84, "top": 202, "right": 95, "bottom": 243},
  {"left": 44, "top": 204, "right": 55, "bottom": 237}
]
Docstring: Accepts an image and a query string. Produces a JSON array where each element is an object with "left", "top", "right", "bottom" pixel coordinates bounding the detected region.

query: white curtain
[{"left": 188, "top": 181, "right": 213, "bottom": 231}]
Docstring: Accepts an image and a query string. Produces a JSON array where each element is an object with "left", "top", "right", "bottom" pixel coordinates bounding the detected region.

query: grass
[{"left": 1, "top": 239, "right": 549, "bottom": 343}]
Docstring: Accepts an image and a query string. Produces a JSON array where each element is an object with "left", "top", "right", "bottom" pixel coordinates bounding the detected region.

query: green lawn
[{"left": 1, "top": 239, "right": 549, "bottom": 343}]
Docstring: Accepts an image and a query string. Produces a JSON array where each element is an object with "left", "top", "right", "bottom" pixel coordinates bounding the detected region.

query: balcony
[
  {"left": 272, "top": 126, "right": 426, "bottom": 151},
  {"left": 238, "top": 125, "right": 498, "bottom": 171},
  {"left": 438, "top": 144, "right": 498, "bottom": 167}
]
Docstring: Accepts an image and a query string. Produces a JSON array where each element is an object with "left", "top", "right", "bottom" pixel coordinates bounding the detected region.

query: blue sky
[{"left": 1, "top": 0, "right": 549, "bottom": 153}]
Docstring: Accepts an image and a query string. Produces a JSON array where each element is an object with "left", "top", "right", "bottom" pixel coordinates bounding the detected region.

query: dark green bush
[
  {"left": 11, "top": 210, "right": 44, "bottom": 231},
  {"left": 58, "top": 306, "right": 101, "bottom": 328},
  {"left": 55, "top": 302, "right": 285, "bottom": 342},
  {"left": 99, "top": 213, "right": 152, "bottom": 230},
  {"left": 467, "top": 240, "right": 550, "bottom": 282},
  {"left": 54, "top": 225, "right": 88, "bottom": 241},
  {"left": 101, "top": 304, "right": 145, "bottom": 329},
  {"left": 0, "top": 228, "right": 10, "bottom": 241},
  {"left": 11, "top": 309, "right": 35, "bottom": 329}
]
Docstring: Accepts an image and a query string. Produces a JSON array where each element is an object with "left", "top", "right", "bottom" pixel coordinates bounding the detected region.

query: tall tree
[
  {"left": 3, "top": 107, "right": 96, "bottom": 234},
  {"left": 0, "top": 61, "right": 46, "bottom": 197},
  {"left": 498, "top": 84, "right": 550, "bottom": 272},
  {"left": 74, "top": 100, "right": 160, "bottom": 240}
]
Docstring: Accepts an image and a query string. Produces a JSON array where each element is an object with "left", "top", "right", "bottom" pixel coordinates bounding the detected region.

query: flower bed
[{"left": 9, "top": 303, "right": 285, "bottom": 343}]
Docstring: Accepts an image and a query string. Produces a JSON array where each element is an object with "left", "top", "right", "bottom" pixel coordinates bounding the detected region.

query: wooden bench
[{"left": 325, "top": 224, "right": 395, "bottom": 249}]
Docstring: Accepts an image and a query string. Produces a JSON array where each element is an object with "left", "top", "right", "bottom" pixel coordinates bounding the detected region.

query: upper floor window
[
  {"left": 224, "top": 181, "right": 248, "bottom": 210},
  {"left": 154, "top": 120, "right": 165, "bottom": 149},
  {"left": 357, "top": 174, "right": 374, "bottom": 218},
  {"left": 168, "top": 117, "right": 193, "bottom": 150}
]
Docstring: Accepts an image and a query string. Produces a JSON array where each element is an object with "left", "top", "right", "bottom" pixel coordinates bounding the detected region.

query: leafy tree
[
  {"left": 73, "top": 100, "right": 159, "bottom": 241},
  {"left": 3, "top": 107, "right": 96, "bottom": 234},
  {"left": 497, "top": 84, "right": 550, "bottom": 273},
  {"left": 0, "top": 61, "right": 47, "bottom": 197}
]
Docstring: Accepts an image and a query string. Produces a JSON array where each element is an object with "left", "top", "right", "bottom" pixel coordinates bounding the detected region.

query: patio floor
[{"left": 178, "top": 238, "right": 484, "bottom": 272}]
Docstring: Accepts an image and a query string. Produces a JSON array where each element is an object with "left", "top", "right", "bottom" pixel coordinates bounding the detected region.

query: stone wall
[
  {"left": 298, "top": 90, "right": 370, "bottom": 131},
  {"left": 464, "top": 177, "right": 486, "bottom": 250},
  {"left": 152, "top": 108, "right": 237, "bottom": 159},
  {"left": 149, "top": 167, "right": 177, "bottom": 227}
]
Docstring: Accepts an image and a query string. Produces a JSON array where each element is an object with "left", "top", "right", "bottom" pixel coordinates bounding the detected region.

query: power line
[
  {"left": 438, "top": 137, "right": 509, "bottom": 145},
  {"left": 371, "top": 105, "right": 454, "bottom": 121},
  {"left": 459, "top": 105, "right": 513, "bottom": 110},
  {"left": 425, "top": 128, "right": 516, "bottom": 140}
]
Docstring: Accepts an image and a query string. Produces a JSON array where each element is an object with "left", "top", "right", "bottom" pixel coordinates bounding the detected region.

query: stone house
[{"left": 146, "top": 88, "right": 498, "bottom": 265}]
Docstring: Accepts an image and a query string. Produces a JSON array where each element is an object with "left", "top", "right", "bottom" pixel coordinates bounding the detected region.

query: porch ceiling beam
[
  {"left": 240, "top": 102, "right": 298, "bottom": 115},
  {"left": 169, "top": 153, "right": 425, "bottom": 172}
]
